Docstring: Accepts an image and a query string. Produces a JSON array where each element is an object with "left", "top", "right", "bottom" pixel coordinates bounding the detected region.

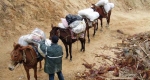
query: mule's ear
[
  {"left": 13, "top": 42, "right": 16, "bottom": 47},
  {"left": 56, "top": 30, "right": 60, "bottom": 37},
  {"left": 91, "top": 4, "right": 95, "bottom": 7},
  {"left": 51, "top": 24, "right": 53, "bottom": 28}
]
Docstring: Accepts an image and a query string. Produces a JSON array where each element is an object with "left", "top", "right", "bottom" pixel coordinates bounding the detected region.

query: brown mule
[
  {"left": 8, "top": 43, "right": 42, "bottom": 80},
  {"left": 83, "top": 16, "right": 98, "bottom": 43},
  {"left": 91, "top": 4, "right": 112, "bottom": 31},
  {"left": 49, "top": 25, "right": 86, "bottom": 61}
]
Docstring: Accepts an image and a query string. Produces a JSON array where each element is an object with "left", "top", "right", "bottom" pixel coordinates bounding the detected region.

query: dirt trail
[
  {"left": 0, "top": 10, "right": 150, "bottom": 80},
  {"left": 0, "top": 0, "right": 150, "bottom": 80}
]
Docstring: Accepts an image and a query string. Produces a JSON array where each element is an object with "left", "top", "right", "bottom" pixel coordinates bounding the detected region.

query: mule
[
  {"left": 49, "top": 25, "right": 86, "bottom": 61},
  {"left": 91, "top": 4, "right": 112, "bottom": 31},
  {"left": 8, "top": 43, "right": 43, "bottom": 80},
  {"left": 83, "top": 16, "right": 98, "bottom": 43}
]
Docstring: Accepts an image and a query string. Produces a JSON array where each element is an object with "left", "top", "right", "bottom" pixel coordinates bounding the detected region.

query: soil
[{"left": 0, "top": 0, "right": 150, "bottom": 80}]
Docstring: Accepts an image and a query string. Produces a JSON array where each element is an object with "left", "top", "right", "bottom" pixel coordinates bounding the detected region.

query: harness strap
[
  {"left": 23, "top": 46, "right": 36, "bottom": 65},
  {"left": 23, "top": 50, "right": 26, "bottom": 62}
]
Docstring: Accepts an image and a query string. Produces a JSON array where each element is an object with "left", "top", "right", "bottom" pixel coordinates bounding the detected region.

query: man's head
[{"left": 51, "top": 35, "right": 59, "bottom": 43}]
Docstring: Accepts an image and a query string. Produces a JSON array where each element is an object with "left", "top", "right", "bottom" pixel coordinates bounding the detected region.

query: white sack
[
  {"left": 72, "top": 19, "right": 86, "bottom": 34},
  {"left": 95, "top": 0, "right": 109, "bottom": 6},
  {"left": 104, "top": 3, "right": 114, "bottom": 13},
  {"left": 89, "top": 12, "right": 99, "bottom": 21},
  {"left": 31, "top": 28, "right": 46, "bottom": 40},
  {"left": 45, "top": 39, "right": 51, "bottom": 46},
  {"left": 78, "top": 8, "right": 94, "bottom": 16},
  {"left": 104, "top": 3, "right": 111, "bottom": 13},
  {"left": 69, "top": 20, "right": 81, "bottom": 28},
  {"left": 58, "top": 23, "right": 66, "bottom": 29},
  {"left": 18, "top": 35, "right": 29, "bottom": 46},
  {"left": 61, "top": 18, "right": 68, "bottom": 28},
  {"left": 26, "top": 34, "right": 42, "bottom": 43},
  {"left": 78, "top": 9, "right": 99, "bottom": 21},
  {"left": 109, "top": 3, "right": 114, "bottom": 9},
  {"left": 82, "top": 11, "right": 99, "bottom": 21},
  {"left": 26, "top": 28, "right": 46, "bottom": 44}
]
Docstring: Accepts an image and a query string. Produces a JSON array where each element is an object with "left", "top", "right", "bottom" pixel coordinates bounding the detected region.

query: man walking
[{"left": 39, "top": 35, "right": 64, "bottom": 80}]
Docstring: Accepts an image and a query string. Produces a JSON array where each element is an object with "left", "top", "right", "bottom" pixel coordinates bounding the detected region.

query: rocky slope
[
  {"left": 0, "top": 0, "right": 150, "bottom": 79},
  {"left": 0, "top": 0, "right": 150, "bottom": 45}
]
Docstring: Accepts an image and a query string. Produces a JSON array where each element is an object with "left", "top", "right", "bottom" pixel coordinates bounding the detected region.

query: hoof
[
  {"left": 38, "top": 68, "right": 43, "bottom": 71},
  {"left": 80, "top": 49, "right": 85, "bottom": 52},
  {"left": 88, "top": 40, "right": 90, "bottom": 43},
  {"left": 65, "top": 57, "right": 68, "bottom": 59},
  {"left": 69, "top": 59, "right": 72, "bottom": 62},
  {"left": 93, "top": 34, "right": 95, "bottom": 37},
  {"left": 83, "top": 50, "right": 85, "bottom": 52}
]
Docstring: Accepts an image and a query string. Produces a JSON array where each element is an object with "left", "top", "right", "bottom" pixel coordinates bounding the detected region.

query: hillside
[{"left": 0, "top": 0, "right": 150, "bottom": 80}]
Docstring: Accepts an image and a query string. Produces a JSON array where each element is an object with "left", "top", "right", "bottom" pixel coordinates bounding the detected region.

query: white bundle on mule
[
  {"left": 45, "top": 39, "right": 51, "bottom": 46},
  {"left": 95, "top": 0, "right": 109, "bottom": 6},
  {"left": 104, "top": 3, "right": 115, "bottom": 13},
  {"left": 72, "top": 19, "right": 86, "bottom": 34},
  {"left": 88, "top": 12, "right": 99, "bottom": 21},
  {"left": 58, "top": 23, "right": 66, "bottom": 29},
  {"left": 61, "top": 18, "right": 68, "bottom": 28},
  {"left": 109, "top": 3, "right": 115, "bottom": 9},
  {"left": 26, "top": 28, "right": 46, "bottom": 44},
  {"left": 104, "top": 3, "right": 111, "bottom": 13},
  {"left": 78, "top": 8, "right": 94, "bottom": 17},
  {"left": 18, "top": 35, "right": 30, "bottom": 46},
  {"left": 69, "top": 20, "right": 81, "bottom": 28},
  {"left": 78, "top": 8, "right": 99, "bottom": 21}
]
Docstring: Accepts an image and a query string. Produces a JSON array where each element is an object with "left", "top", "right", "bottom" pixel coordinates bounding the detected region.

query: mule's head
[
  {"left": 91, "top": 4, "right": 97, "bottom": 11},
  {"left": 49, "top": 24, "right": 60, "bottom": 40},
  {"left": 8, "top": 42, "right": 23, "bottom": 71}
]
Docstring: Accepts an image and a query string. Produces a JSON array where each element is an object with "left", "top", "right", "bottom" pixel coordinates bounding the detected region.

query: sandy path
[{"left": 0, "top": 10, "right": 150, "bottom": 80}]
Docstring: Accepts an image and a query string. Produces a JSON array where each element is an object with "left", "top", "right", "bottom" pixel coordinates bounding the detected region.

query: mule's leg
[
  {"left": 87, "top": 27, "right": 90, "bottom": 43},
  {"left": 65, "top": 45, "right": 68, "bottom": 59},
  {"left": 33, "top": 66, "right": 38, "bottom": 80},
  {"left": 69, "top": 44, "right": 72, "bottom": 61},
  {"left": 24, "top": 66, "right": 30, "bottom": 80},
  {"left": 106, "top": 11, "right": 111, "bottom": 28},
  {"left": 64, "top": 44, "right": 69, "bottom": 59},
  {"left": 106, "top": 15, "right": 110, "bottom": 28},
  {"left": 100, "top": 18, "right": 103, "bottom": 31},
  {"left": 93, "top": 23, "right": 96, "bottom": 36},
  {"left": 39, "top": 61, "right": 42, "bottom": 70},
  {"left": 79, "top": 38, "right": 85, "bottom": 52},
  {"left": 96, "top": 19, "right": 98, "bottom": 30},
  {"left": 106, "top": 18, "right": 109, "bottom": 27},
  {"left": 83, "top": 38, "right": 85, "bottom": 52}
]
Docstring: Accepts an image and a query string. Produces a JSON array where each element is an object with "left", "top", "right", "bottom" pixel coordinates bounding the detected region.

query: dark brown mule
[
  {"left": 91, "top": 4, "right": 112, "bottom": 31},
  {"left": 8, "top": 43, "right": 42, "bottom": 80},
  {"left": 49, "top": 25, "right": 86, "bottom": 61},
  {"left": 83, "top": 17, "right": 98, "bottom": 43}
]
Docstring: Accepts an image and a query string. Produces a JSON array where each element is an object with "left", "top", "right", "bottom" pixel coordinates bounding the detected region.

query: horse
[
  {"left": 91, "top": 4, "right": 112, "bottom": 31},
  {"left": 83, "top": 16, "right": 98, "bottom": 43},
  {"left": 49, "top": 25, "right": 86, "bottom": 61},
  {"left": 8, "top": 43, "right": 43, "bottom": 80}
]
